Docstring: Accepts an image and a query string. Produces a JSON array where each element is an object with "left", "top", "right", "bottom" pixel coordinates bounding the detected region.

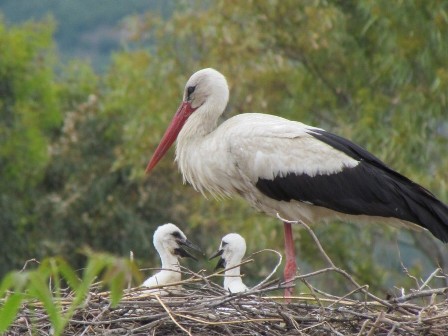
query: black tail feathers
[{"left": 401, "top": 183, "right": 448, "bottom": 243}]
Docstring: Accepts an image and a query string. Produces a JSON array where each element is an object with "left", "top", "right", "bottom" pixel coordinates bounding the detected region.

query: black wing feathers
[
  {"left": 255, "top": 129, "right": 448, "bottom": 242},
  {"left": 256, "top": 164, "right": 418, "bottom": 221}
]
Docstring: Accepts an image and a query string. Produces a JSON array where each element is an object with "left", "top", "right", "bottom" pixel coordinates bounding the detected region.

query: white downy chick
[
  {"left": 142, "top": 223, "right": 200, "bottom": 290},
  {"left": 210, "top": 233, "right": 248, "bottom": 293}
]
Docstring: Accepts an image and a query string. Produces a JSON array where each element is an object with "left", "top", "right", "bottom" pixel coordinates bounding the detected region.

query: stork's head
[
  {"left": 209, "top": 233, "right": 246, "bottom": 270},
  {"left": 153, "top": 223, "right": 201, "bottom": 260},
  {"left": 145, "top": 68, "right": 229, "bottom": 174},
  {"left": 183, "top": 68, "right": 229, "bottom": 110}
]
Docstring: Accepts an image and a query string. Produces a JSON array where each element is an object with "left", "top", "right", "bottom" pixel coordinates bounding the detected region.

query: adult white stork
[{"left": 145, "top": 68, "right": 448, "bottom": 297}]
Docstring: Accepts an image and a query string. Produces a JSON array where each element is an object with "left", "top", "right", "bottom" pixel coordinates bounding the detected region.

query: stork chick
[
  {"left": 143, "top": 223, "right": 200, "bottom": 289},
  {"left": 210, "top": 233, "right": 248, "bottom": 293}
]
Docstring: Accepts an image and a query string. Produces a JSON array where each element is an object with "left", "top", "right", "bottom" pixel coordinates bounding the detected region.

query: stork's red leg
[{"left": 283, "top": 221, "right": 297, "bottom": 298}]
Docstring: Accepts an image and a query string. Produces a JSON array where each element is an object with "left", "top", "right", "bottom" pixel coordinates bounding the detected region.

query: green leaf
[
  {"left": 27, "top": 272, "right": 64, "bottom": 334},
  {"left": 0, "top": 272, "right": 29, "bottom": 297},
  {"left": 0, "top": 292, "right": 24, "bottom": 332},
  {"left": 56, "top": 259, "right": 81, "bottom": 290},
  {"left": 108, "top": 270, "right": 125, "bottom": 306}
]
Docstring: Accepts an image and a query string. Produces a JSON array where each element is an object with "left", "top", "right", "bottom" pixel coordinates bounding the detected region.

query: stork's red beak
[{"left": 145, "top": 101, "right": 195, "bottom": 174}]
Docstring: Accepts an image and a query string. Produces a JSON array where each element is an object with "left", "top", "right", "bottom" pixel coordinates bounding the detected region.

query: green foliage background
[{"left": 1, "top": 0, "right": 447, "bottom": 297}]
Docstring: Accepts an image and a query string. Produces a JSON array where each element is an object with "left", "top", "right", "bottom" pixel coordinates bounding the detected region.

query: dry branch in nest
[{"left": 7, "top": 223, "right": 448, "bottom": 335}]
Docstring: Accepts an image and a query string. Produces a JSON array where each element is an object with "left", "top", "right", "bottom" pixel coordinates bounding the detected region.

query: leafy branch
[{"left": 0, "top": 251, "right": 141, "bottom": 335}]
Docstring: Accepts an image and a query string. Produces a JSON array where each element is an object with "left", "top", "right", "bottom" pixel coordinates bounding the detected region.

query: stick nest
[
  {"left": 7, "top": 222, "right": 448, "bottom": 335},
  {"left": 6, "top": 264, "right": 448, "bottom": 336}
]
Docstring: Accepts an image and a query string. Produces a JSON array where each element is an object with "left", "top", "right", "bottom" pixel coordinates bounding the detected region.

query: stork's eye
[
  {"left": 186, "top": 86, "right": 196, "bottom": 100},
  {"left": 171, "top": 231, "right": 182, "bottom": 239},
  {"left": 222, "top": 241, "right": 228, "bottom": 247}
]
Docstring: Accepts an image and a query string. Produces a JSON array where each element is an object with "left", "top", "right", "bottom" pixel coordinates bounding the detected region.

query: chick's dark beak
[
  {"left": 209, "top": 248, "right": 223, "bottom": 260},
  {"left": 209, "top": 249, "right": 226, "bottom": 270},
  {"left": 174, "top": 238, "right": 202, "bottom": 261}
]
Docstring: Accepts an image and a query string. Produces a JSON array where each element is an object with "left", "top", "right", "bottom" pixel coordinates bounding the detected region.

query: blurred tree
[
  {"left": 0, "top": 16, "right": 61, "bottom": 275},
  {"left": 1, "top": 0, "right": 447, "bottom": 297},
  {"left": 36, "top": 53, "right": 197, "bottom": 272}
]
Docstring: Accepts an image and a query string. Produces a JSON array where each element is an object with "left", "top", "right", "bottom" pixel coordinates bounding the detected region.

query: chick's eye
[
  {"left": 171, "top": 231, "right": 182, "bottom": 239},
  {"left": 186, "top": 85, "right": 196, "bottom": 100}
]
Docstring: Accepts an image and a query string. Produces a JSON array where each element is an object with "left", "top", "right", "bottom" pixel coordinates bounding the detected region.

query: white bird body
[
  {"left": 177, "top": 111, "right": 427, "bottom": 232},
  {"left": 210, "top": 233, "right": 248, "bottom": 293},
  {"left": 142, "top": 223, "right": 199, "bottom": 291},
  {"left": 177, "top": 113, "right": 362, "bottom": 223}
]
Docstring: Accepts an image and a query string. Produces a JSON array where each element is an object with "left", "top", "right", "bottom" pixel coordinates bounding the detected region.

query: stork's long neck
[
  {"left": 224, "top": 264, "right": 241, "bottom": 278},
  {"left": 158, "top": 250, "right": 181, "bottom": 272},
  {"left": 223, "top": 264, "right": 244, "bottom": 289},
  {"left": 175, "top": 103, "right": 223, "bottom": 188},
  {"left": 224, "top": 253, "right": 243, "bottom": 279},
  {"left": 177, "top": 103, "right": 221, "bottom": 143}
]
